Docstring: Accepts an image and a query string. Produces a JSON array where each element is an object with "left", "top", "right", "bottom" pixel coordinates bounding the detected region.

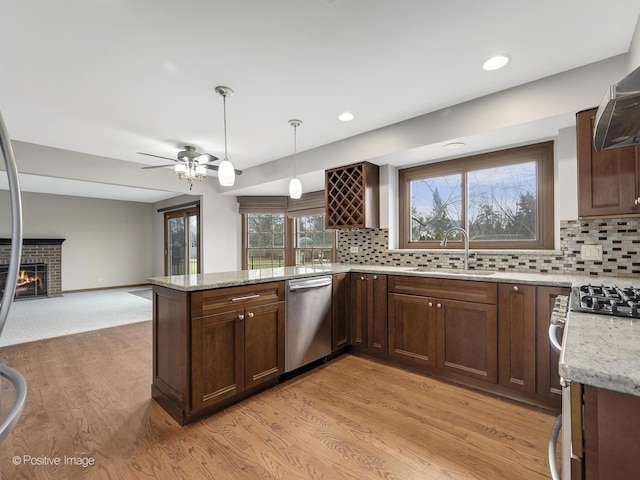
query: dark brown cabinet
[
  {"left": 570, "top": 384, "right": 640, "bottom": 480},
  {"left": 388, "top": 293, "right": 437, "bottom": 368},
  {"left": 498, "top": 284, "right": 536, "bottom": 393},
  {"left": 387, "top": 275, "right": 498, "bottom": 383},
  {"left": 351, "top": 273, "right": 387, "bottom": 355},
  {"left": 153, "top": 281, "right": 285, "bottom": 425},
  {"left": 436, "top": 298, "right": 498, "bottom": 383},
  {"left": 325, "top": 161, "right": 379, "bottom": 229},
  {"left": 332, "top": 273, "right": 350, "bottom": 351},
  {"left": 577, "top": 107, "right": 640, "bottom": 217},
  {"left": 536, "top": 286, "right": 570, "bottom": 401}
]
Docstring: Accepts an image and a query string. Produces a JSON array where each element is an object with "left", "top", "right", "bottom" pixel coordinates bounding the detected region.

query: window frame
[
  {"left": 398, "top": 141, "right": 554, "bottom": 250},
  {"left": 241, "top": 212, "right": 337, "bottom": 269}
]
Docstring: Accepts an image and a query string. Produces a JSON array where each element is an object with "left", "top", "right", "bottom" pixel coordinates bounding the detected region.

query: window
[
  {"left": 399, "top": 142, "right": 554, "bottom": 249},
  {"left": 293, "top": 214, "right": 334, "bottom": 266},
  {"left": 245, "top": 213, "right": 286, "bottom": 269},
  {"left": 240, "top": 192, "right": 337, "bottom": 269}
]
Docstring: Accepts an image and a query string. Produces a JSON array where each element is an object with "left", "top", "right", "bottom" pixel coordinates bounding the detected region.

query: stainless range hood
[{"left": 593, "top": 65, "right": 640, "bottom": 150}]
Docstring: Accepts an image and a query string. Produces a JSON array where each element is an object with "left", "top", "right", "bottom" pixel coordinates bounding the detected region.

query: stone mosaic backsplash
[{"left": 337, "top": 218, "right": 640, "bottom": 278}]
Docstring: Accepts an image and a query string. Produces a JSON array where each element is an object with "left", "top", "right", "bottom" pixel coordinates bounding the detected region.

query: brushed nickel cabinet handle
[
  {"left": 247, "top": 312, "right": 254, "bottom": 318},
  {"left": 428, "top": 302, "right": 433, "bottom": 307},
  {"left": 231, "top": 294, "right": 260, "bottom": 302},
  {"left": 361, "top": 276, "right": 365, "bottom": 281},
  {"left": 436, "top": 303, "right": 442, "bottom": 308},
  {"left": 373, "top": 275, "right": 378, "bottom": 280},
  {"left": 238, "top": 314, "right": 245, "bottom": 320},
  {"left": 513, "top": 285, "right": 519, "bottom": 292}
]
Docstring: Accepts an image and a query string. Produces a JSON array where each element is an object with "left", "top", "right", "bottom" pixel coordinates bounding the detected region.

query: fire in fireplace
[{"left": 0, "top": 263, "right": 47, "bottom": 299}]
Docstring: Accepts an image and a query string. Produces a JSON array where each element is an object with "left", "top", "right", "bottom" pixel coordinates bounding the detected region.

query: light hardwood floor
[{"left": 0, "top": 321, "right": 557, "bottom": 479}]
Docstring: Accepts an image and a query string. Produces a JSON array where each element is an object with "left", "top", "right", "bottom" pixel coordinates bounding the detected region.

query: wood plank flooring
[{"left": 0, "top": 321, "right": 557, "bottom": 479}]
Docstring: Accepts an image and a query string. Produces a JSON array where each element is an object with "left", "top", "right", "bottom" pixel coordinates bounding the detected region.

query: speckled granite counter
[
  {"left": 560, "top": 275, "right": 640, "bottom": 398},
  {"left": 148, "top": 263, "right": 576, "bottom": 291},
  {"left": 149, "top": 264, "right": 640, "bottom": 397}
]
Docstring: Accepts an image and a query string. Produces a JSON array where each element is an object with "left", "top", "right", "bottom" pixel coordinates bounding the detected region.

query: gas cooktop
[{"left": 571, "top": 284, "right": 640, "bottom": 318}]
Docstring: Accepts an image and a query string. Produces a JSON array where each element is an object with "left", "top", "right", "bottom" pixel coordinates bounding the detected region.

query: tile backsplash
[{"left": 337, "top": 218, "right": 640, "bottom": 278}]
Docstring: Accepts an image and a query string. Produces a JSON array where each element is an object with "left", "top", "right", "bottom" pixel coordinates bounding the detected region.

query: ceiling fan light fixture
[
  {"left": 288, "top": 119, "right": 302, "bottom": 199},
  {"left": 174, "top": 163, "right": 187, "bottom": 176},
  {"left": 195, "top": 164, "right": 207, "bottom": 176},
  {"left": 215, "top": 85, "right": 236, "bottom": 187}
]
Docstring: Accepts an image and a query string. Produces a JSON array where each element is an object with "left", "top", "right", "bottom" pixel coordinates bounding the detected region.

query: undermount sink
[{"left": 410, "top": 267, "right": 495, "bottom": 276}]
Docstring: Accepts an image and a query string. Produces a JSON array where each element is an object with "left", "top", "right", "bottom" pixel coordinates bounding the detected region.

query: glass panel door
[{"left": 165, "top": 207, "right": 200, "bottom": 276}]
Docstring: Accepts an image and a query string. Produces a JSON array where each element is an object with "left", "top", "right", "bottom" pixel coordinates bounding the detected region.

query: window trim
[{"left": 398, "top": 141, "right": 554, "bottom": 250}]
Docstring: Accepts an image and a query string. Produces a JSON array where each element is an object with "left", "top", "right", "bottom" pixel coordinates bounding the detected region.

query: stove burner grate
[{"left": 572, "top": 284, "right": 640, "bottom": 318}]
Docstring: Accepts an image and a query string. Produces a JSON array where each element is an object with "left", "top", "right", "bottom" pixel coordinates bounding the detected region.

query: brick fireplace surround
[{"left": 0, "top": 239, "right": 64, "bottom": 296}]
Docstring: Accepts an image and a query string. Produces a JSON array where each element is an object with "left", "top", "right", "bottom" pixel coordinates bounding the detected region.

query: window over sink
[{"left": 398, "top": 141, "right": 554, "bottom": 250}]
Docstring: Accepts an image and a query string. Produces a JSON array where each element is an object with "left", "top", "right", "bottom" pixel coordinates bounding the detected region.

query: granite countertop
[
  {"left": 148, "top": 264, "right": 640, "bottom": 397},
  {"left": 560, "top": 276, "right": 640, "bottom": 398},
  {"left": 148, "top": 263, "right": 576, "bottom": 291}
]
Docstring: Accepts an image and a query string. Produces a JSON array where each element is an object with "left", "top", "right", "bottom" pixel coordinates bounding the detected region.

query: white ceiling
[{"left": 1, "top": 0, "right": 639, "bottom": 202}]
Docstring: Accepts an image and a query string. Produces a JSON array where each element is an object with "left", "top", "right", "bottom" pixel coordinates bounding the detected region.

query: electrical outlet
[
  {"left": 349, "top": 246, "right": 359, "bottom": 254},
  {"left": 581, "top": 244, "right": 603, "bottom": 261}
]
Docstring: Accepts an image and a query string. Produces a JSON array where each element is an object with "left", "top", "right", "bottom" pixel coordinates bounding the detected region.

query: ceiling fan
[{"left": 138, "top": 145, "right": 242, "bottom": 189}]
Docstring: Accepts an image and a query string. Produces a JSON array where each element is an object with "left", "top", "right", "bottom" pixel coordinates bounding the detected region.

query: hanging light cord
[
  {"left": 293, "top": 123, "right": 298, "bottom": 178},
  {"left": 223, "top": 93, "right": 228, "bottom": 161}
]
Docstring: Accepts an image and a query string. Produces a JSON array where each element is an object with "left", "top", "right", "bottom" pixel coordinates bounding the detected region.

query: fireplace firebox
[{"left": 0, "top": 263, "right": 47, "bottom": 299}]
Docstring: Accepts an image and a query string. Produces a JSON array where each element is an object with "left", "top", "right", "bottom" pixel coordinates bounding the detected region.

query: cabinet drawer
[
  {"left": 191, "top": 282, "right": 285, "bottom": 318},
  {"left": 388, "top": 275, "right": 497, "bottom": 304}
]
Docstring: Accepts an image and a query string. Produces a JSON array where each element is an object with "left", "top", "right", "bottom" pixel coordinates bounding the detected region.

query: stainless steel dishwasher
[{"left": 285, "top": 275, "right": 333, "bottom": 373}]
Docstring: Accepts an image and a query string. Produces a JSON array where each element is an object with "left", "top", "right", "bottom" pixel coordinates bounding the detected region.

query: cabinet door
[
  {"left": 536, "top": 286, "right": 570, "bottom": 399},
  {"left": 577, "top": 108, "right": 640, "bottom": 217},
  {"left": 436, "top": 299, "right": 498, "bottom": 383},
  {"left": 332, "top": 273, "right": 350, "bottom": 350},
  {"left": 369, "top": 274, "right": 387, "bottom": 353},
  {"left": 191, "top": 309, "right": 245, "bottom": 411},
  {"left": 244, "top": 302, "right": 285, "bottom": 390},
  {"left": 350, "top": 274, "right": 368, "bottom": 349},
  {"left": 498, "top": 284, "right": 536, "bottom": 393},
  {"left": 388, "top": 293, "right": 436, "bottom": 368}
]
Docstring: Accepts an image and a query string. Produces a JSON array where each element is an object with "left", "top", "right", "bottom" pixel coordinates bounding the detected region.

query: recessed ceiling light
[
  {"left": 338, "top": 112, "right": 355, "bottom": 122},
  {"left": 443, "top": 142, "right": 466, "bottom": 150},
  {"left": 483, "top": 54, "right": 510, "bottom": 71}
]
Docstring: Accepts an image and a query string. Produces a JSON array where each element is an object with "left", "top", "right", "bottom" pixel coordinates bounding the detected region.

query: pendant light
[
  {"left": 288, "top": 119, "right": 302, "bottom": 199},
  {"left": 215, "top": 86, "right": 236, "bottom": 187}
]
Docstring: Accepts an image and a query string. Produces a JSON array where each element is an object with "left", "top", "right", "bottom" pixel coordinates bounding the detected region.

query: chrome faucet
[{"left": 440, "top": 227, "right": 471, "bottom": 270}]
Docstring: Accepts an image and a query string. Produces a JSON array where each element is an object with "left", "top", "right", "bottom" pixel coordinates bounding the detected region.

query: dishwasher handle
[
  {"left": 548, "top": 413, "right": 562, "bottom": 480},
  {"left": 288, "top": 277, "right": 332, "bottom": 291},
  {"left": 549, "top": 324, "right": 562, "bottom": 355}
]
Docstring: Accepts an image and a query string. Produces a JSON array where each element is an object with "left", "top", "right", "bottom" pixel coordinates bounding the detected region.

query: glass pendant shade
[
  {"left": 174, "top": 163, "right": 187, "bottom": 176},
  {"left": 289, "top": 177, "right": 302, "bottom": 199},
  {"left": 218, "top": 158, "right": 235, "bottom": 186},
  {"left": 195, "top": 164, "right": 207, "bottom": 176}
]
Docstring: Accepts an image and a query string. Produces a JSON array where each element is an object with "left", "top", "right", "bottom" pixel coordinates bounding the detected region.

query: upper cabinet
[
  {"left": 577, "top": 107, "right": 640, "bottom": 218},
  {"left": 325, "top": 161, "right": 379, "bottom": 229}
]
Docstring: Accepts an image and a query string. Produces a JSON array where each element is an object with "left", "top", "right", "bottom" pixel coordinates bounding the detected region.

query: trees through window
[{"left": 400, "top": 142, "right": 553, "bottom": 249}]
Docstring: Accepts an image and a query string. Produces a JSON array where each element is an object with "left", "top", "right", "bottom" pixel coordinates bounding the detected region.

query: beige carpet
[{"left": 0, "top": 288, "right": 152, "bottom": 347}]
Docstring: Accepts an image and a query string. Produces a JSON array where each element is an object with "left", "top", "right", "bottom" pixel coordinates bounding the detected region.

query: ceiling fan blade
[
  {"left": 141, "top": 164, "right": 177, "bottom": 169},
  {"left": 203, "top": 164, "right": 219, "bottom": 171},
  {"left": 137, "top": 152, "right": 178, "bottom": 162},
  {"left": 196, "top": 153, "right": 219, "bottom": 163}
]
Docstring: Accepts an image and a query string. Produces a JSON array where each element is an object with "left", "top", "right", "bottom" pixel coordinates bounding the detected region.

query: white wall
[
  {"left": 628, "top": 14, "right": 640, "bottom": 71},
  {"left": 0, "top": 191, "right": 153, "bottom": 291},
  {"left": 151, "top": 189, "right": 240, "bottom": 277}
]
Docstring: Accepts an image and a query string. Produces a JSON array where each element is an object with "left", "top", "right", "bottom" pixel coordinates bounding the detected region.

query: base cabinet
[
  {"left": 388, "top": 293, "right": 437, "bottom": 368},
  {"left": 332, "top": 273, "right": 350, "bottom": 350},
  {"left": 571, "top": 384, "right": 640, "bottom": 480},
  {"left": 498, "top": 284, "right": 536, "bottom": 393},
  {"left": 351, "top": 273, "right": 387, "bottom": 355},
  {"left": 153, "top": 281, "right": 285, "bottom": 425},
  {"left": 436, "top": 298, "right": 498, "bottom": 383},
  {"left": 387, "top": 276, "right": 498, "bottom": 383}
]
